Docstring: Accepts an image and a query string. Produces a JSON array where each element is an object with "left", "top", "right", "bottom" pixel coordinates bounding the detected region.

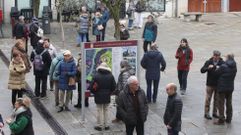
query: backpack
[{"left": 33, "top": 49, "right": 47, "bottom": 71}]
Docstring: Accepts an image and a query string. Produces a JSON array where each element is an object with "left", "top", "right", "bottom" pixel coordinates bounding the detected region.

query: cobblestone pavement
[{"left": 0, "top": 12, "right": 241, "bottom": 135}]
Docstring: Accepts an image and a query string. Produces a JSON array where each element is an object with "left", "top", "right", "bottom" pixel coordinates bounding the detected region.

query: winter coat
[
  {"left": 57, "top": 57, "right": 76, "bottom": 91},
  {"left": 49, "top": 54, "right": 64, "bottom": 81},
  {"left": 92, "top": 17, "right": 103, "bottom": 36},
  {"left": 9, "top": 107, "right": 34, "bottom": 135},
  {"left": 77, "top": 13, "right": 89, "bottom": 34},
  {"left": 76, "top": 57, "right": 82, "bottom": 83},
  {"left": 0, "top": 114, "right": 3, "bottom": 124},
  {"left": 116, "top": 67, "right": 135, "bottom": 94},
  {"left": 8, "top": 59, "right": 26, "bottom": 90},
  {"left": 13, "top": 22, "right": 25, "bottom": 39},
  {"left": 11, "top": 46, "right": 31, "bottom": 73},
  {"left": 200, "top": 57, "right": 224, "bottom": 87},
  {"left": 215, "top": 59, "right": 237, "bottom": 93},
  {"left": 164, "top": 93, "right": 183, "bottom": 131},
  {"left": 141, "top": 50, "right": 166, "bottom": 80},
  {"left": 46, "top": 44, "right": 57, "bottom": 60},
  {"left": 102, "top": 9, "right": 110, "bottom": 24},
  {"left": 142, "top": 22, "right": 157, "bottom": 42},
  {"left": 175, "top": 46, "right": 193, "bottom": 71},
  {"left": 30, "top": 45, "right": 52, "bottom": 77},
  {"left": 120, "top": 29, "right": 130, "bottom": 40},
  {"left": 89, "top": 69, "right": 116, "bottom": 104},
  {"left": 117, "top": 85, "right": 148, "bottom": 125},
  {"left": 127, "top": 1, "right": 135, "bottom": 19},
  {"left": 29, "top": 23, "right": 41, "bottom": 47}
]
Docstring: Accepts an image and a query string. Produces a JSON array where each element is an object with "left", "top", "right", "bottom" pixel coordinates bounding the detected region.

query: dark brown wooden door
[
  {"left": 230, "top": 0, "right": 241, "bottom": 11},
  {"left": 188, "top": 0, "right": 221, "bottom": 13},
  {"left": 188, "top": 0, "right": 202, "bottom": 12}
]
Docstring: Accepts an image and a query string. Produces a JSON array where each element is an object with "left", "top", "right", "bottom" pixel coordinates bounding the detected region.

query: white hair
[{"left": 127, "top": 76, "right": 138, "bottom": 85}]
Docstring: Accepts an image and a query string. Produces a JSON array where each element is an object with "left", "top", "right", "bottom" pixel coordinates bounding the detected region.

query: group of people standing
[{"left": 201, "top": 51, "right": 237, "bottom": 125}]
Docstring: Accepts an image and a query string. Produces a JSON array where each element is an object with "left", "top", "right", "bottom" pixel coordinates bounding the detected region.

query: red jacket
[{"left": 175, "top": 47, "right": 193, "bottom": 71}]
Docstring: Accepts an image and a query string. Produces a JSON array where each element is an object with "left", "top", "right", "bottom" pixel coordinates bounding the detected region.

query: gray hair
[
  {"left": 127, "top": 76, "right": 138, "bottom": 85},
  {"left": 19, "top": 16, "right": 25, "bottom": 21}
]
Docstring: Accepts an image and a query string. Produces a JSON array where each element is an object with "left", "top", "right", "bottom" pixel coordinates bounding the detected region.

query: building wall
[{"left": 4, "top": 0, "right": 14, "bottom": 23}]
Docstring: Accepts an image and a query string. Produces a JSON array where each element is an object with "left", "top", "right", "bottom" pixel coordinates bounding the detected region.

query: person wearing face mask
[
  {"left": 175, "top": 38, "right": 193, "bottom": 95},
  {"left": 201, "top": 50, "right": 224, "bottom": 120},
  {"left": 142, "top": 15, "right": 157, "bottom": 53}
]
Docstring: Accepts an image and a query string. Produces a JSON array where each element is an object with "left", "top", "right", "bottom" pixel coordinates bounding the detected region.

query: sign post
[{"left": 81, "top": 40, "right": 139, "bottom": 121}]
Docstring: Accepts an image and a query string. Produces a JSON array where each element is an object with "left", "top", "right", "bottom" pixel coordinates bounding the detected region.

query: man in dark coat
[
  {"left": 30, "top": 41, "right": 52, "bottom": 98},
  {"left": 201, "top": 50, "right": 224, "bottom": 120},
  {"left": 164, "top": 83, "right": 183, "bottom": 135},
  {"left": 89, "top": 62, "right": 116, "bottom": 131},
  {"left": 29, "top": 17, "right": 41, "bottom": 49},
  {"left": 214, "top": 54, "right": 237, "bottom": 125},
  {"left": 117, "top": 76, "right": 148, "bottom": 135},
  {"left": 141, "top": 43, "right": 166, "bottom": 103},
  {"left": 100, "top": 5, "right": 110, "bottom": 41}
]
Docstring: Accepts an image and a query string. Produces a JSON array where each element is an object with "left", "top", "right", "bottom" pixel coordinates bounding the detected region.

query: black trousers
[
  {"left": 146, "top": 79, "right": 159, "bottom": 103},
  {"left": 76, "top": 82, "right": 89, "bottom": 106},
  {"left": 35, "top": 76, "right": 47, "bottom": 97},
  {"left": 177, "top": 70, "right": 189, "bottom": 90},
  {"left": 143, "top": 41, "right": 152, "bottom": 53},
  {"left": 102, "top": 23, "right": 107, "bottom": 41},
  {"left": 12, "top": 90, "right": 23, "bottom": 105},
  {"left": 125, "top": 122, "right": 144, "bottom": 135}
]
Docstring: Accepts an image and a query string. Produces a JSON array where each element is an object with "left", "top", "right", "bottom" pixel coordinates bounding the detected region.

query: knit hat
[
  {"left": 63, "top": 50, "right": 72, "bottom": 56},
  {"left": 96, "top": 62, "right": 111, "bottom": 72}
]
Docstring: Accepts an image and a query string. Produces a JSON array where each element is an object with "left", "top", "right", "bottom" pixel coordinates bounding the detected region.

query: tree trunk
[
  {"left": 33, "top": 0, "right": 40, "bottom": 17},
  {"left": 59, "top": 10, "right": 65, "bottom": 47}
]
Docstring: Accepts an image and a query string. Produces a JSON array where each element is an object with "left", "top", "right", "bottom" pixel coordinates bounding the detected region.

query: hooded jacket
[
  {"left": 9, "top": 107, "right": 34, "bottom": 135},
  {"left": 78, "top": 13, "right": 89, "bottom": 34},
  {"left": 117, "top": 85, "right": 148, "bottom": 125},
  {"left": 8, "top": 59, "right": 26, "bottom": 90},
  {"left": 57, "top": 57, "right": 76, "bottom": 90},
  {"left": 216, "top": 59, "right": 237, "bottom": 93},
  {"left": 200, "top": 57, "right": 224, "bottom": 87},
  {"left": 141, "top": 50, "right": 166, "bottom": 80},
  {"left": 29, "top": 23, "right": 41, "bottom": 48},
  {"left": 49, "top": 53, "right": 64, "bottom": 81},
  {"left": 30, "top": 44, "right": 52, "bottom": 77},
  {"left": 142, "top": 22, "right": 157, "bottom": 42},
  {"left": 89, "top": 69, "right": 116, "bottom": 104}
]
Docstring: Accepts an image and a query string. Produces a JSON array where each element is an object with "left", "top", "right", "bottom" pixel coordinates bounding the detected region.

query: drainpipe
[{"left": 203, "top": 0, "right": 207, "bottom": 13}]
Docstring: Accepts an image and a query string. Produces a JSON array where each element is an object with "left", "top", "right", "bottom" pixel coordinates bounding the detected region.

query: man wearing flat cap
[{"left": 201, "top": 50, "right": 224, "bottom": 120}]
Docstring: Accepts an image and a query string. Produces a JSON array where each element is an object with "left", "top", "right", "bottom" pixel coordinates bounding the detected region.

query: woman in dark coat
[
  {"left": 175, "top": 38, "right": 193, "bottom": 95},
  {"left": 141, "top": 44, "right": 166, "bottom": 103},
  {"left": 89, "top": 62, "right": 116, "bottom": 131}
]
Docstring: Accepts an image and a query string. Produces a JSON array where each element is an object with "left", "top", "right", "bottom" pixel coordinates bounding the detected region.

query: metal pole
[
  {"left": 137, "top": 40, "right": 140, "bottom": 80},
  {"left": 81, "top": 42, "right": 86, "bottom": 122}
]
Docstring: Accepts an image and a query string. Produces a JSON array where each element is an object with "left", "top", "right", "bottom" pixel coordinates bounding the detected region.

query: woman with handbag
[
  {"left": 92, "top": 11, "right": 104, "bottom": 41},
  {"left": 56, "top": 50, "right": 76, "bottom": 112}
]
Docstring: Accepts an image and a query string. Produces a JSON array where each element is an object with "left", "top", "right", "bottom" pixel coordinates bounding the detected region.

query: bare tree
[{"left": 55, "top": 0, "right": 66, "bottom": 47}]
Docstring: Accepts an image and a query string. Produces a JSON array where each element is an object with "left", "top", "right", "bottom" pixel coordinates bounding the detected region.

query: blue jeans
[
  {"left": 128, "top": 19, "right": 134, "bottom": 28},
  {"left": 146, "top": 79, "right": 159, "bottom": 103},
  {"left": 178, "top": 70, "right": 189, "bottom": 90},
  {"left": 77, "top": 33, "right": 87, "bottom": 45}
]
